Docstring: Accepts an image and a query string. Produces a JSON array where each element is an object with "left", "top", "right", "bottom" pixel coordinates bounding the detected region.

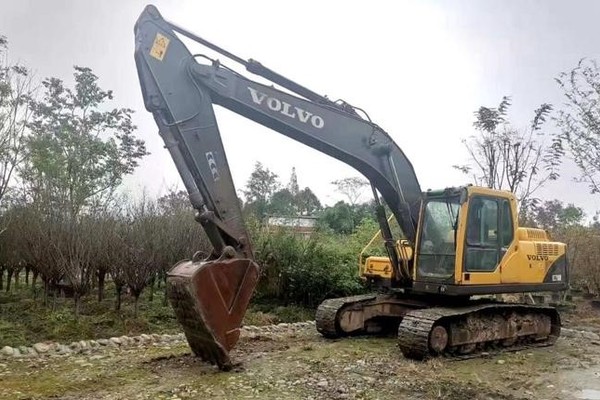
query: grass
[{"left": 0, "top": 278, "right": 316, "bottom": 347}]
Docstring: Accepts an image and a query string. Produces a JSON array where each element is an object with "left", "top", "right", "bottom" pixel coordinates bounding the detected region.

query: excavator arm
[{"left": 134, "top": 5, "right": 422, "bottom": 369}]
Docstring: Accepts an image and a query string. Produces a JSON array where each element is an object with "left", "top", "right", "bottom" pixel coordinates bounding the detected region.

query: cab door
[{"left": 462, "top": 195, "right": 514, "bottom": 283}]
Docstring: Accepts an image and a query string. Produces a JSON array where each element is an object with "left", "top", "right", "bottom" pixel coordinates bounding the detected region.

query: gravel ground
[{"left": 1, "top": 320, "right": 600, "bottom": 400}]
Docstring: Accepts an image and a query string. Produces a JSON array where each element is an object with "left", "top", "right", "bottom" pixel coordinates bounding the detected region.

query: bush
[{"left": 252, "top": 227, "right": 367, "bottom": 308}]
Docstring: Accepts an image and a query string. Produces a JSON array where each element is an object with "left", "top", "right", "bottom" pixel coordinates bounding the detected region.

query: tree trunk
[
  {"left": 0, "top": 266, "right": 4, "bottom": 291},
  {"left": 25, "top": 266, "right": 30, "bottom": 286},
  {"left": 162, "top": 274, "right": 169, "bottom": 306},
  {"left": 74, "top": 293, "right": 81, "bottom": 317},
  {"left": 97, "top": 269, "right": 106, "bottom": 302},
  {"left": 5, "top": 270, "right": 12, "bottom": 292},
  {"left": 149, "top": 276, "right": 155, "bottom": 303},
  {"left": 163, "top": 283, "right": 169, "bottom": 306},
  {"left": 134, "top": 294, "right": 140, "bottom": 318},
  {"left": 115, "top": 285, "right": 122, "bottom": 311},
  {"left": 14, "top": 269, "right": 19, "bottom": 289},
  {"left": 32, "top": 270, "right": 39, "bottom": 298},
  {"left": 43, "top": 279, "right": 49, "bottom": 306}
]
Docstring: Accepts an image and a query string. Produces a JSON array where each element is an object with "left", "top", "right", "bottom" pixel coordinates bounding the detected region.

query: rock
[
  {"left": 12, "top": 348, "right": 21, "bottom": 357},
  {"left": 89, "top": 355, "right": 105, "bottom": 361},
  {"left": 69, "top": 342, "right": 81, "bottom": 350},
  {"left": 317, "top": 380, "right": 328, "bottom": 388},
  {"left": 57, "top": 345, "right": 72, "bottom": 355},
  {"left": 110, "top": 337, "right": 122, "bottom": 345},
  {"left": 1, "top": 346, "right": 14, "bottom": 356},
  {"left": 497, "top": 359, "right": 506, "bottom": 365},
  {"left": 119, "top": 336, "right": 129, "bottom": 345},
  {"left": 141, "top": 334, "right": 152, "bottom": 342},
  {"left": 34, "top": 342, "right": 52, "bottom": 353},
  {"left": 97, "top": 339, "right": 109, "bottom": 346},
  {"left": 561, "top": 328, "right": 581, "bottom": 338},
  {"left": 89, "top": 340, "right": 99, "bottom": 348},
  {"left": 582, "top": 331, "right": 600, "bottom": 341}
]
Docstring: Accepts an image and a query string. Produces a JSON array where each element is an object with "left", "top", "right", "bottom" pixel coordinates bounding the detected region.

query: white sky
[{"left": 2, "top": 0, "right": 600, "bottom": 215}]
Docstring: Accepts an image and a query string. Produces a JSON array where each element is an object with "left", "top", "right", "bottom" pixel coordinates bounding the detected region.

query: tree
[
  {"left": 287, "top": 167, "right": 299, "bottom": 197},
  {"left": 268, "top": 188, "right": 296, "bottom": 216},
  {"left": 17, "top": 66, "right": 148, "bottom": 314},
  {"left": 319, "top": 201, "right": 355, "bottom": 234},
  {"left": 243, "top": 162, "right": 280, "bottom": 218},
  {"left": 556, "top": 58, "right": 600, "bottom": 194},
  {"left": 243, "top": 162, "right": 280, "bottom": 203},
  {"left": 523, "top": 199, "right": 584, "bottom": 232},
  {"left": 22, "top": 66, "right": 148, "bottom": 219},
  {"left": 454, "top": 96, "right": 562, "bottom": 212},
  {"left": 0, "top": 35, "right": 35, "bottom": 206},
  {"left": 331, "top": 176, "right": 369, "bottom": 206},
  {"left": 296, "top": 187, "right": 321, "bottom": 215}
]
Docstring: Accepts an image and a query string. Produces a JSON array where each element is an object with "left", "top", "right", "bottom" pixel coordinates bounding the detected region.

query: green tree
[
  {"left": 243, "top": 161, "right": 280, "bottom": 218},
  {"left": 0, "top": 35, "right": 35, "bottom": 207},
  {"left": 22, "top": 66, "right": 148, "bottom": 219},
  {"left": 268, "top": 188, "right": 296, "bottom": 216},
  {"left": 524, "top": 199, "right": 584, "bottom": 232},
  {"left": 556, "top": 59, "right": 600, "bottom": 194},
  {"left": 296, "top": 187, "right": 321, "bottom": 215}
]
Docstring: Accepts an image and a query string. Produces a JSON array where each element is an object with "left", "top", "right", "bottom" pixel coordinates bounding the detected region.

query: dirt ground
[{"left": 2, "top": 302, "right": 600, "bottom": 400}]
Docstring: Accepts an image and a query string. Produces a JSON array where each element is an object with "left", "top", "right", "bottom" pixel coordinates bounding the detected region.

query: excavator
[{"left": 134, "top": 5, "right": 568, "bottom": 370}]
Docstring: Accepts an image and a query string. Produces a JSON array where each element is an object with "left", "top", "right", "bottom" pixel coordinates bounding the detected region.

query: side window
[
  {"left": 500, "top": 199, "right": 514, "bottom": 247},
  {"left": 466, "top": 198, "right": 498, "bottom": 246},
  {"left": 465, "top": 197, "right": 500, "bottom": 272}
]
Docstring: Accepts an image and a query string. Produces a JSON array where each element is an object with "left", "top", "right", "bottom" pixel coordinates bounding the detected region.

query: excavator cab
[{"left": 362, "top": 186, "right": 567, "bottom": 296}]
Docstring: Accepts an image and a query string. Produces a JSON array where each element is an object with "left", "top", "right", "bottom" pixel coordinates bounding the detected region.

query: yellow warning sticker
[{"left": 150, "top": 33, "right": 170, "bottom": 61}]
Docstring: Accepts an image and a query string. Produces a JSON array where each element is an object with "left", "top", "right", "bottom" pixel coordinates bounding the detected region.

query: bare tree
[
  {"left": 331, "top": 177, "right": 369, "bottom": 206},
  {"left": 454, "top": 96, "right": 562, "bottom": 212},
  {"left": 556, "top": 58, "right": 600, "bottom": 194}
]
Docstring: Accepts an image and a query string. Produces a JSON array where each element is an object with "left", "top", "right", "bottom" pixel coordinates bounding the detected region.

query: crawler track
[
  {"left": 315, "top": 294, "right": 378, "bottom": 338},
  {"left": 397, "top": 303, "right": 561, "bottom": 360}
]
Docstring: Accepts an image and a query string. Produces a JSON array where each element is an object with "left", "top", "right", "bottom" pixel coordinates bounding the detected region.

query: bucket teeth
[{"left": 167, "top": 258, "right": 259, "bottom": 370}]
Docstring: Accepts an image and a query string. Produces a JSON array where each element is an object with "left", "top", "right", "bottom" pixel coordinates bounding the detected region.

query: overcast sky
[{"left": 1, "top": 0, "right": 599, "bottom": 215}]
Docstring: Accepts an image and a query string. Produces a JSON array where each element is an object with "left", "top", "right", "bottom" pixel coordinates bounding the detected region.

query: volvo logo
[{"left": 247, "top": 86, "right": 325, "bottom": 129}]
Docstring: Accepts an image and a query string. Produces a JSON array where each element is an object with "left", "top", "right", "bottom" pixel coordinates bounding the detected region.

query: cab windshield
[{"left": 417, "top": 197, "right": 460, "bottom": 279}]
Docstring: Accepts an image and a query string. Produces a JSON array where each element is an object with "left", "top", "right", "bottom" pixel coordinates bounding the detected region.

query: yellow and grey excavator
[{"left": 134, "top": 5, "right": 568, "bottom": 370}]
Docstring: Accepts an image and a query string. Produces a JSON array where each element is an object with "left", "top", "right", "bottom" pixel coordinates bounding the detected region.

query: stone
[
  {"left": 33, "top": 343, "right": 51, "bottom": 353},
  {"left": 317, "top": 380, "right": 328, "bottom": 388},
  {"left": 582, "top": 331, "right": 600, "bottom": 341},
  {"left": 141, "top": 334, "right": 152, "bottom": 342},
  {"left": 110, "top": 337, "right": 122, "bottom": 345},
  {"left": 497, "top": 359, "right": 506, "bottom": 365},
  {"left": 1, "top": 346, "right": 14, "bottom": 356},
  {"left": 97, "top": 339, "right": 109, "bottom": 346},
  {"left": 89, "top": 355, "right": 105, "bottom": 360},
  {"left": 57, "top": 345, "right": 72, "bottom": 355},
  {"left": 12, "top": 348, "right": 21, "bottom": 357}
]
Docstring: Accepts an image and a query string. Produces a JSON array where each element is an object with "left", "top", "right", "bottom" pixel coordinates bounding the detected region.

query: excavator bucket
[{"left": 167, "top": 257, "right": 260, "bottom": 370}]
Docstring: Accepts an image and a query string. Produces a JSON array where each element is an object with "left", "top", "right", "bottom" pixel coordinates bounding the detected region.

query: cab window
[{"left": 465, "top": 197, "right": 499, "bottom": 271}]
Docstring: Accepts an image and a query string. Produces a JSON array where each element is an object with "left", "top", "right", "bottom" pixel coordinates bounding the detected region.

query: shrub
[{"left": 252, "top": 227, "right": 367, "bottom": 308}]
